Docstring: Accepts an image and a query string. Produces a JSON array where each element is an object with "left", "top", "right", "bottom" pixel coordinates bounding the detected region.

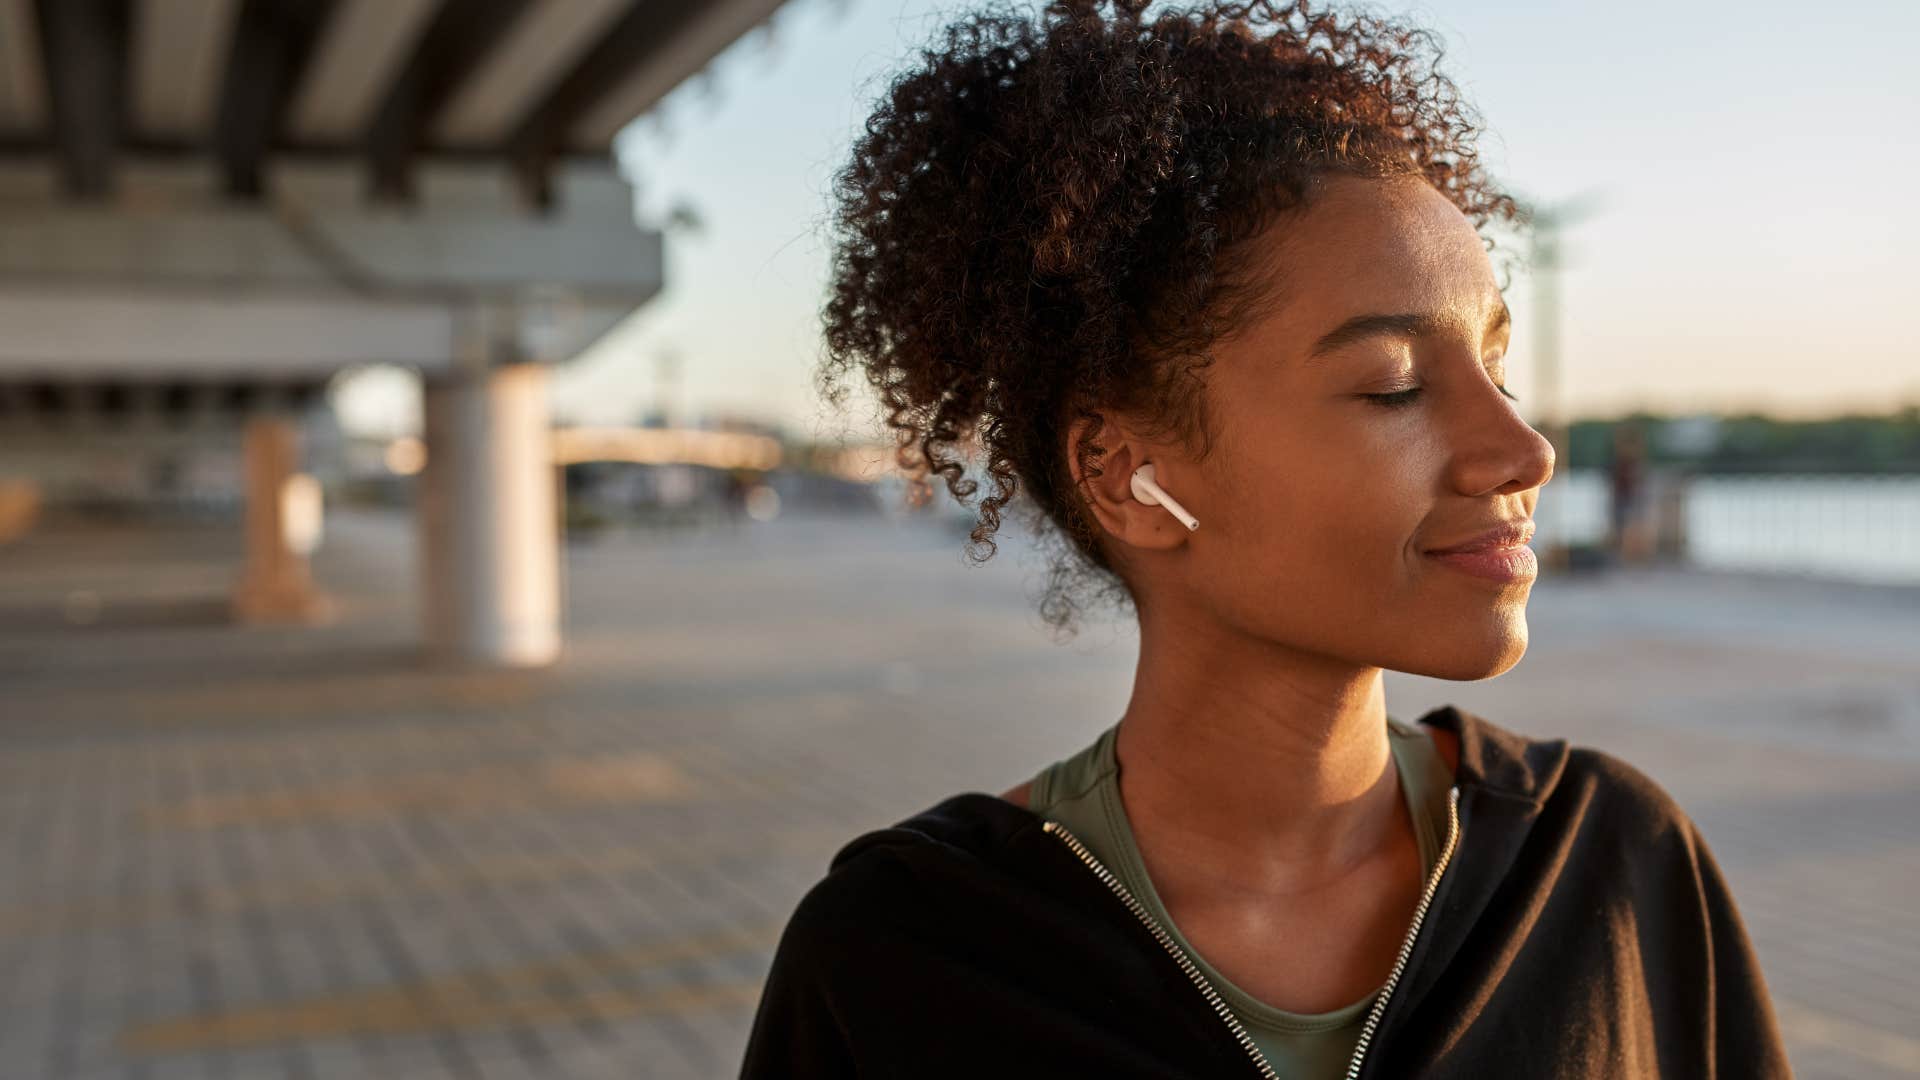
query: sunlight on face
[{"left": 1186, "top": 174, "right": 1556, "bottom": 681}]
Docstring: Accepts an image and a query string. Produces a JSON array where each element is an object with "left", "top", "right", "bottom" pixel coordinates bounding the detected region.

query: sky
[{"left": 337, "top": 0, "right": 1920, "bottom": 440}]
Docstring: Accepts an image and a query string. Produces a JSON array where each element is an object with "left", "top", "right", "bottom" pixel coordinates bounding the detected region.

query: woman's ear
[{"left": 1065, "top": 413, "right": 1192, "bottom": 554}]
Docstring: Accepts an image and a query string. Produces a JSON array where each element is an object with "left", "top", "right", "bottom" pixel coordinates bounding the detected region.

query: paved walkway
[{"left": 0, "top": 507, "right": 1915, "bottom": 1079}]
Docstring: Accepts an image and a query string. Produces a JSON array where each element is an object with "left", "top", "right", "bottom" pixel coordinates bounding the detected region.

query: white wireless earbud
[{"left": 1129, "top": 463, "right": 1199, "bottom": 532}]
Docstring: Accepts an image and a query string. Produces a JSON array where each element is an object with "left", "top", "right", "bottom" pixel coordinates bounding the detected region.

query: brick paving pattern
[{"left": 1, "top": 508, "right": 1916, "bottom": 1078}]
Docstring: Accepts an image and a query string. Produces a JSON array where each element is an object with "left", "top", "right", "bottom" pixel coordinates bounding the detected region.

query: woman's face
[{"left": 1168, "top": 173, "right": 1555, "bottom": 681}]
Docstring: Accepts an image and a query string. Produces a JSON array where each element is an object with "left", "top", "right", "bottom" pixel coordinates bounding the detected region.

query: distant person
[
  {"left": 723, "top": 468, "right": 751, "bottom": 531},
  {"left": 1609, "top": 422, "right": 1650, "bottom": 563},
  {"left": 743, "top": 2, "right": 1788, "bottom": 1077}
]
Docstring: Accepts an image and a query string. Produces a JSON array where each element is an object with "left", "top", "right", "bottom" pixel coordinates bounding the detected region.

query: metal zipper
[
  {"left": 1343, "top": 784, "right": 1462, "bottom": 1080},
  {"left": 1039, "top": 783, "right": 1461, "bottom": 1080},
  {"left": 1040, "top": 818, "right": 1282, "bottom": 1079}
]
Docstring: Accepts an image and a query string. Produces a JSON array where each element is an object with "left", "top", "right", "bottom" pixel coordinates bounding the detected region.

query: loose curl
[{"left": 816, "top": 0, "right": 1522, "bottom": 639}]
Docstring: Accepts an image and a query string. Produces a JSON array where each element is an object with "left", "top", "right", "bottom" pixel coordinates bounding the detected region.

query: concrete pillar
[
  {"left": 231, "top": 417, "right": 331, "bottom": 623},
  {"left": 419, "top": 362, "right": 560, "bottom": 667},
  {"left": 0, "top": 479, "right": 41, "bottom": 542}
]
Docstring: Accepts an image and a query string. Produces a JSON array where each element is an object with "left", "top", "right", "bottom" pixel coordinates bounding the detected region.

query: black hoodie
[{"left": 739, "top": 705, "right": 1793, "bottom": 1078}]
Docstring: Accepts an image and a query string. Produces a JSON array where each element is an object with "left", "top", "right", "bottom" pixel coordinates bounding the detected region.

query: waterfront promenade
[{"left": 2, "top": 507, "right": 1916, "bottom": 1079}]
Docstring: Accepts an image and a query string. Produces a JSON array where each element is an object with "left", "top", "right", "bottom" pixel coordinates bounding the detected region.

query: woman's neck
[{"left": 1112, "top": 612, "right": 1403, "bottom": 894}]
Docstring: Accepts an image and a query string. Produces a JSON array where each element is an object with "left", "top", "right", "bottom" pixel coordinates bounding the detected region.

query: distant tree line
[{"left": 1567, "top": 406, "right": 1920, "bottom": 474}]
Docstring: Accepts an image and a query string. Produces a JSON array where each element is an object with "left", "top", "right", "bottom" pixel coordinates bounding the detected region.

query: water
[{"left": 1535, "top": 471, "right": 1920, "bottom": 585}]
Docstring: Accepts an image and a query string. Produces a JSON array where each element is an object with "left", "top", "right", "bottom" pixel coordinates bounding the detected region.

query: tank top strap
[{"left": 1025, "top": 722, "right": 1121, "bottom": 828}]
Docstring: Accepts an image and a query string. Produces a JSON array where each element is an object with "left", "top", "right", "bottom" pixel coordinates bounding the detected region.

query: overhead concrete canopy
[
  {"left": 0, "top": 0, "right": 793, "bottom": 422},
  {"left": 2, "top": 0, "right": 800, "bottom": 666},
  {"left": 0, "top": 0, "right": 790, "bottom": 205}
]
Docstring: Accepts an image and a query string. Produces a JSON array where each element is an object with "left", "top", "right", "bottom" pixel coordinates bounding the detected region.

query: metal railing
[{"left": 1536, "top": 469, "right": 1920, "bottom": 584}]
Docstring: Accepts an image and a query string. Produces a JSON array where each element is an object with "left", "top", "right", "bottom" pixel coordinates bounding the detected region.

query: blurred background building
[{"left": 0, "top": 0, "right": 792, "bottom": 666}]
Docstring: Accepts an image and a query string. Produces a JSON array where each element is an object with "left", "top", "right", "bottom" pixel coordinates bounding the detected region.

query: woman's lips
[{"left": 1424, "top": 542, "right": 1538, "bottom": 583}]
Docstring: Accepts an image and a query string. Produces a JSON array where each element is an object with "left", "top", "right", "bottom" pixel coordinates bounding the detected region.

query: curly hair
[{"left": 816, "top": 0, "right": 1522, "bottom": 638}]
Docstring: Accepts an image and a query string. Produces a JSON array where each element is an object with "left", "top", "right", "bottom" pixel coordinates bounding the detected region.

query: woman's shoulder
[
  {"left": 774, "top": 791, "right": 1038, "bottom": 939},
  {"left": 1540, "top": 739, "right": 1711, "bottom": 864},
  {"left": 1441, "top": 707, "right": 1701, "bottom": 848}
]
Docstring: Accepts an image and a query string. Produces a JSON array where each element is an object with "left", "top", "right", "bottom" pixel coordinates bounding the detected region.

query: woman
[{"left": 742, "top": 1, "right": 1790, "bottom": 1076}]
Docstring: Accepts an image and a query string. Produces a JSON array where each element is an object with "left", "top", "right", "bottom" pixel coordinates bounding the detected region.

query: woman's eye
[
  {"left": 1365, "top": 388, "right": 1423, "bottom": 408},
  {"left": 1364, "top": 384, "right": 1520, "bottom": 408}
]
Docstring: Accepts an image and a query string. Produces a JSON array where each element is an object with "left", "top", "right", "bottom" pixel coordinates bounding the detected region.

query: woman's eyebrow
[
  {"left": 1307, "top": 301, "right": 1512, "bottom": 364},
  {"left": 1307, "top": 313, "right": 1436, "bottom": 362}
]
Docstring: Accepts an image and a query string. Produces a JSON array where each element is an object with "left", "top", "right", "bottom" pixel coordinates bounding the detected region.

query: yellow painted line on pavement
[
  {"left": 142, "top": 751, "right": 694, "bottom": 827},
  {"left": 124, "top": 980, "right": 768, "bottom": 1054},
  {"left": 120, "top": 923, "right": 784, "bottom": 1054},
  {"left": 6, "top": 671, "right": 546, "bottom": 730},
  {"left": 1775, "top": 998, "right": 1920, "bottom": 1073},
  {"left": 0, "top": 823, "right": 848, "bottom": 936}
]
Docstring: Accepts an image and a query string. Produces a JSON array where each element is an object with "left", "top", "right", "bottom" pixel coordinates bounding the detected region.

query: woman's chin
[{"left": 1411, "top": 620, "right": 1529, "bottom": 681}]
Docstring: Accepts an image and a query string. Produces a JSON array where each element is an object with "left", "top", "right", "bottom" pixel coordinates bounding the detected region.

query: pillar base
[
  {"left": 0, "top": 480, "right": 41, "bottom": 543},
  {"left": 231, "top": 582, "right": 335, "bottom": 625}
]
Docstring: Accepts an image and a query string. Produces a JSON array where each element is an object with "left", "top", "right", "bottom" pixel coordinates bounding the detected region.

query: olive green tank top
[{"left": 1025, "top": 714, "right": 1455, "bottom": 1078}]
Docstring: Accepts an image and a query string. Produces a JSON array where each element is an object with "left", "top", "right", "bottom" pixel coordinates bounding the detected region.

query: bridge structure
[{"left": 0, "top": 0, "right": 794, "bottom": 665}]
